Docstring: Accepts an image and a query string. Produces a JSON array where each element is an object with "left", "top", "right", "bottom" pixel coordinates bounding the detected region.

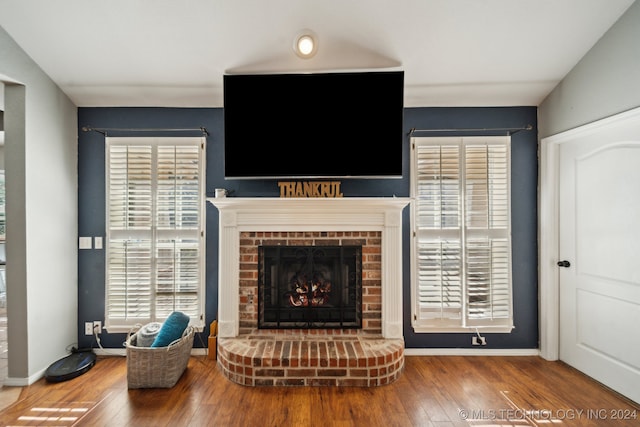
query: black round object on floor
[{"left": 44, "top": 351, "right": 96, "bottom": 382}]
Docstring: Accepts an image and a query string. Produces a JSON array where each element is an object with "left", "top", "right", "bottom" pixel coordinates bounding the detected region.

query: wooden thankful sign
[{"left": 277, "top": 181, "right": 344, "bottom": 198}]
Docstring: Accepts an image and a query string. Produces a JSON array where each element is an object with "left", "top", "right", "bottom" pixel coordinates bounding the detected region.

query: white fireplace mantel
[{"left": 208, "top": 197, "right": 411, "bottom": 339}]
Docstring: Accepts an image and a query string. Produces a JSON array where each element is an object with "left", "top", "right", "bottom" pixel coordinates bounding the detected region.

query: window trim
[
  {"left": 104, "top": 136, "right": 206, "bottom": 333},
  {"left": 410, "top": 136, "right": 514, "bottom": 333}
]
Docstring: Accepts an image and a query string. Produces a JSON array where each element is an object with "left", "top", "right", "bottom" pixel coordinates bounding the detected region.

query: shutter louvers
[
  {"left": 155, "top": 145, "right": 202, "bottom": 318},
  {"left": 157, "top": 145, "right": 200, "bottom": 230},
  {"left": 417, "top": 241, "right": 462, "bottom": 320},
  {"left": 106, "top": 137, "right": 204, "bottom": 330},
  {"left": 415, "top": 144, "right": 460, "bottom": 229},
  {"left": 107, "top": 239, "right": 152, "bottom": 320},
  {"left": 464, "top": 142, "right": 511, "bottom": 323},
  {"left": 155, "top": 238, "right": 200, "bottom": 318},
  {"left": 108, "top": 145, "right": 152, "bottom": 230},
  {"left": 107, "top": 145, "right": 153, "bottom": 322},
  {"left": 415, "top": 142, "right": 463, "bottom": 323},
  {"left": 412, "top": 136, "right": 512, "bottom": 332}
]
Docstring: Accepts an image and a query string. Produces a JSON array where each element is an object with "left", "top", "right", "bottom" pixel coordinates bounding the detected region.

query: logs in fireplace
[{"left": 258, "top": 245, "right": 362, "bottom": 329}]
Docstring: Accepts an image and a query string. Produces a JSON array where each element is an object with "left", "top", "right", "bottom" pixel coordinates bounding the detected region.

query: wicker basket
[{"left": 125, "top": 325, "right": 194, "bottom": 389}]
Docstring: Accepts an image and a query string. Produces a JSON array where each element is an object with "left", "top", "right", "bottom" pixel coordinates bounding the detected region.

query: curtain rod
[
  {"left": 82, "top": 126, "right": 209, "bottom": 136},
  {"left": 409, "top": 124, "right": 532, "bottom": 136}
]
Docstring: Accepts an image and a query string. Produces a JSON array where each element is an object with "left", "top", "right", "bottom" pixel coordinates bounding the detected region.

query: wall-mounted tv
[{"left": 223, "top": 70, "right": 404, "bottom": 179}]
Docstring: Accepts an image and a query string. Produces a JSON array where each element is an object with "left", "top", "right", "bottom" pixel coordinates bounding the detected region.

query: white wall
[
  {"left": 536, "top": 0, "right": 640, "bottom": 365},
  {"left": 1, "top": 82, "right": 4, "bottom": 167},
  {"left": 0, "top": 25, "right": 78, "bottom": 384},
  {"left": 538, "top": 0, "right": 640, "bottom": 137}
]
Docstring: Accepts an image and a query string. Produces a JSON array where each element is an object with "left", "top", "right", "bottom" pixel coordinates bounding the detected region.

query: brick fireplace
[{"left": 209, "top": 197, "right": 409, "bottom": 386}]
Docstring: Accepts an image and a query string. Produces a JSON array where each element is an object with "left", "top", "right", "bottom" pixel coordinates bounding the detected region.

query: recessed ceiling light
[{"left": 293, "top": 30, "right": 318, "bottom": 58}]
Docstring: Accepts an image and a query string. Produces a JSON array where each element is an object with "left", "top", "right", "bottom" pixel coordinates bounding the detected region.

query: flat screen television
[{"left": 223, "top": 70, "right": 404, "bottom": 179}]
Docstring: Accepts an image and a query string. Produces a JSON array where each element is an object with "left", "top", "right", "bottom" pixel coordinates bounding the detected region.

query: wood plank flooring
[{"left": 0, "top": 354, "right": 637, "bottom": 426}]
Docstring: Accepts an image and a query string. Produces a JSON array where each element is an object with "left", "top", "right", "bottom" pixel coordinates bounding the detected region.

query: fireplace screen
[{"left": 258, "top": 245, "right": 362, "bottom": 329}]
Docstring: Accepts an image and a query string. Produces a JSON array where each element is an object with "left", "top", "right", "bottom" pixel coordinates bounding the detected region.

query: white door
[{"left": 558, "top": 112, "right": 640, "bottom": 404}]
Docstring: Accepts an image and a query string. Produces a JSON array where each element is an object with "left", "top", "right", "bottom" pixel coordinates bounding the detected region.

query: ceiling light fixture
[{"left": 293, "top": 30, "right": 318, "bottom": 58}]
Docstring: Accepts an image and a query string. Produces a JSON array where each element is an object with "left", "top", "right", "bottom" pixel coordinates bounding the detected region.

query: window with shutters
[
  {"left": 410, "top": 136, "right": 513, "bottom": 333},
  {"left": 105, "top": 137, "right": 205, "bottom": 332}
]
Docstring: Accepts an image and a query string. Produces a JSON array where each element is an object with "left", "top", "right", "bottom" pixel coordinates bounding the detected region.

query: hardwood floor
[{"left": 0, "top": 354, "right": 637, "bottom": 426}]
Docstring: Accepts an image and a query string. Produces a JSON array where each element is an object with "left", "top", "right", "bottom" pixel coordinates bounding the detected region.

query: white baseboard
[
  {"left": 94, "top": 347, "right": 537, "bottom": 357},
  {"left": 404, "top": 348, "right": 540, "bottom": 356},
  {"left": 3, "top": 366, "right": 47, "bottom": 386},
  {"left": 93, "top": 348, "right": 208, "bottom": 357}
]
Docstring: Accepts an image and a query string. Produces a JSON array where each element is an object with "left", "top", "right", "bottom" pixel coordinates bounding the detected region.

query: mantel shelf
[{"left": 207, "top": 197, "right": 412, "bottom": 211}]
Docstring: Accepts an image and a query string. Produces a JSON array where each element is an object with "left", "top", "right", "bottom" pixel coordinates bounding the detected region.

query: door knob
[{"left": 557, "top": 260, "right": 571, "bottom": 268}]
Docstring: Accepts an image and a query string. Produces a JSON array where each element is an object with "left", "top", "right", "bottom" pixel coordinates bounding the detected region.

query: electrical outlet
[
  {"left": 93, "top": 320, "right": 102, "bottom": 334},
  {"left": 85, "top": 322, "right": 94, "bottom": 335},
  {"left": 472, "top": 336, "right": 487, "bottom": 346}
]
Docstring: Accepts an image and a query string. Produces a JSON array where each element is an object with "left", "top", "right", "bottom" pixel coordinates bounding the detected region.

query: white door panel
[
  {"left": 577, "top": 145, "right": 640, "bottom": 283},
  {"left": 576, "top": 290, "right": 640, "bottom": 369},
  {"left": 559, "top": 113, "right": 640, "bottom": 404}
]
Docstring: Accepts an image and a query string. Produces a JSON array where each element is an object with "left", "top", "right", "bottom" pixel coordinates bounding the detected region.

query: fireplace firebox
[{"left": 258, "top": 245, "right": 362, "bottom": 329}]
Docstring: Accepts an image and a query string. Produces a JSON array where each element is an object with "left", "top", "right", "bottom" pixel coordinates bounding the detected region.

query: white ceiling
[{"left": 0, "top": 0, "right": 635, "bottom": 108}]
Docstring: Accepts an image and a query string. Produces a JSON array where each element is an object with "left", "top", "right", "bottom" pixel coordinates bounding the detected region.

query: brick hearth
[{"left": 217, "top": 330, "right": 404, "bottom": 386}]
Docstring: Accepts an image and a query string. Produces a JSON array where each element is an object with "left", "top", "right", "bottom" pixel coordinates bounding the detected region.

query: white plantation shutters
[
  {"left": 105, "top": 137, "right": 205, "bottom": 331},
  {"left": 411, "top": 136, "right": 513, "bottom": 332}
]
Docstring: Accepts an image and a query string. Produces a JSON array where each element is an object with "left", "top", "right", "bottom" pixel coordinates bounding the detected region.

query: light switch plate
[
  {"left": 94, "top": 236, "right": 103, "bottom": 249},
  {"left": 79, "top": 237, "right": 92, "bottom": 249}
]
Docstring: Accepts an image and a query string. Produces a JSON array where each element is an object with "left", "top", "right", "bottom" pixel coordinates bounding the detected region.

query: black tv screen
[{"left": 223, "top": 71, "right": 404, "bottom": 179}]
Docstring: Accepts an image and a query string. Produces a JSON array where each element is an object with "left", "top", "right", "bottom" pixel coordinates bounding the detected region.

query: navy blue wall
[
  {"left": 77, "top": 106, "right": 538, "bottom": 349},
  {"left": 402, "top": 107, "right": 539, "bottom": 349}
]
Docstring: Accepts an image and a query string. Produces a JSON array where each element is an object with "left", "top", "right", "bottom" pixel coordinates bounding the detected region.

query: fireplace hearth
[{"left": 259, "top": 245, "right": 362, "bottom": 329}]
